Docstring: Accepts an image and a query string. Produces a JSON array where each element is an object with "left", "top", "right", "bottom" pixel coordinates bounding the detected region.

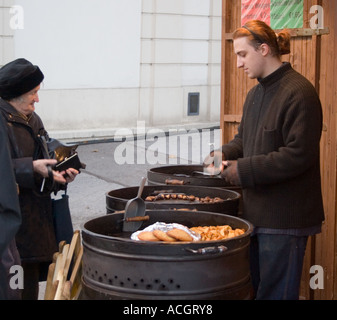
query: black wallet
[{"left": 54, "top": 152, "right": 85, "bottom": 172}]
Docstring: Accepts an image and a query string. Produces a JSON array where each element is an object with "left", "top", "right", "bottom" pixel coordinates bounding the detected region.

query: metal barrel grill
[
  {"left": 106, "top": 185, "right": 240, "bottom": 216},
  {"left": 147, "top": 165, "right": 238, "bottom": 189},
  {"left": 80, "top": 210, "right": 254, "bottom": 300},
  {"left": 147, "top": 165, "right": 243, "bottom": 214}
]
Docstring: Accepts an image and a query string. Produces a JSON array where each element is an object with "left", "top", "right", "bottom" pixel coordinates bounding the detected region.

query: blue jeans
[{"left": 250, "top": 234, "right": 308, "bottom": 300}]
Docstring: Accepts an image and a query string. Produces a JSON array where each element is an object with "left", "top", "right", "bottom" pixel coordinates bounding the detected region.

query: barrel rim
[
  {"left": 82, "top": 210, "right": 254, "bottom": 246},
  {"left": 105, "top": 185, "right": 241, "bottom": 200}
]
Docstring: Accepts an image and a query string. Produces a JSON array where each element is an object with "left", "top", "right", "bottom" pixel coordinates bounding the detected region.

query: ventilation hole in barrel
[
  {"left": 108, "top": 279, "right": 113, "bottom": 285},
  {"left": 120, "top": 282, "right": 124, "bottom": 287},
  {"left": 133, "top": 283, "right": 138, "bottom": 287},
  {"left": 154, "top": 279, "right": 160, "bottom": 284},
  {"left": 104, "top": 273, "right": 107, "bottom": 277},
  {"left": 91, "top": 274, "right": 95, "bottom": 278},
  {"left": 168, "top": 279, "right": 174, "bottom": 284},
  {"left": 114, "top": 275, "right": 118, "bottom": 279},
  {"left": 160, "top": 284, "right": 166, "bottom": 289},
  {"left": 176, "top": 284, "right": 181, "bottom": 289},
  {"left": 146, "top": 284, "right": 152, "bottom": 290},
  {"left": 140, "top": 278, "right": 144, "bottom": 283},
  {"left": 127, "top": 277, "right": 131, "bottom": 282},
  {"left": 98, "top": 276, "right": 103, "bottom": 282}
]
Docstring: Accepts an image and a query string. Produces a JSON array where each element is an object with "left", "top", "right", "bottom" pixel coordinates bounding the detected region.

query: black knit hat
[{"left": 0, "top": 58, "right": 44, "bottom": 100}]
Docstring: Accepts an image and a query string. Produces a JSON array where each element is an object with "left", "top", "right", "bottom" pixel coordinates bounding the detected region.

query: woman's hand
[
  {"left": 33, "top": 159, "right": 79, "bottom": 185},
  {"left": 63, "top": 168, "right": 79, "bottom": 183},
  {"left": 52, "top": 168, "right": 79, "bottom": 184},
  {"left": 33, "top": 159, "right": 57, "bottom": 177},
  {"left": 33, "top": 159, "right": 67, "bottom": 184}
]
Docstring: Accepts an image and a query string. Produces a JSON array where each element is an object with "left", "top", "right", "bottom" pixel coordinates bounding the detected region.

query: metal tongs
[{"left": 191, "top": 171, "right": 221, "bottom": 178}]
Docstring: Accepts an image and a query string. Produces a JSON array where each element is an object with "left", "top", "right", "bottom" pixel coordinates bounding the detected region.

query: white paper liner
[{"left": 131, "top": 222, "right": 201, "bottom": 241}]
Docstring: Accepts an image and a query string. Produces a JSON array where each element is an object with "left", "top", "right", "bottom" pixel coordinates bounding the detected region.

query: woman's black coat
[{"left": 0, "top": 99, "right": 58, "bottom": 263}]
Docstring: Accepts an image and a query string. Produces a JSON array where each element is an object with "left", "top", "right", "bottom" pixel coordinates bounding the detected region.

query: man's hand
[
  {"left": 203, "top": 150, "right": 225, "bottom": 175},
  {"left": 221, "top": 160, "right": 241, "bottom": 186}
]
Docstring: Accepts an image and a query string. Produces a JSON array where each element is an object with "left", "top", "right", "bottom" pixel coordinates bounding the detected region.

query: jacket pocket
[{"left": 261, "top": 128, "right": 283, "bottom": 153}]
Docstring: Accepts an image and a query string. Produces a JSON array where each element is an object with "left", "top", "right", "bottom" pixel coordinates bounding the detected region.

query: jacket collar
[
  {"left": 0, "top": 98, "right": 17, "bottom": 114},
  {"left": 0, "top": 98, "right": 33, "bottom": 123},
  {"left": 258, "top": 62, "right": 292, "bottom": 88}
]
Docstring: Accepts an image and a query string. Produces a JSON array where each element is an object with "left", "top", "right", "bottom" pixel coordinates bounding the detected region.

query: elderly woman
[{"left": 0, "top": 58, "right": 79, "bottom": 299}]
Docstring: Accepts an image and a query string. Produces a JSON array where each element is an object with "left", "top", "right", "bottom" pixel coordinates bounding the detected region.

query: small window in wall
[{"left": 188, "top": 92, "right": 200, "bottom": 116}]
